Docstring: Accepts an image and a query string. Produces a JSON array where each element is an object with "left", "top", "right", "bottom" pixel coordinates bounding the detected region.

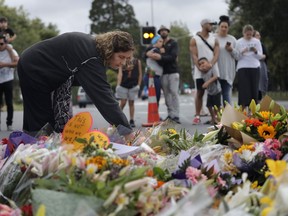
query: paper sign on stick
[
  {"left": 76, "top": 130, "right": 110, "bottom": 148},
  {"left": 62, "top": 112, "right": 93, "bottom": 144}
]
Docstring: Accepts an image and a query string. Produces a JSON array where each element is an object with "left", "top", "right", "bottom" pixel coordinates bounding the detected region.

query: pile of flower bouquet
[{"left": 0, "top": 96, "right": 288, "bottom": 216}]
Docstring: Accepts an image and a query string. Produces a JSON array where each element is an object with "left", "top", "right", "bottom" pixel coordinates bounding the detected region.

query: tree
[
  {"left": 89, "top": 0, "right": 141, "bottom": 51},
  {"left": 169, "top": 21, "right": 193, "bottom": 90},
  {"left": 0, "top": 0, "right": 59, "bottom": 54},
  {"left": 228, "top": 0, "right": 288, "bottom": 90},
  {"left": 0, "top": 0, "right": 59, "bottom": 102}
]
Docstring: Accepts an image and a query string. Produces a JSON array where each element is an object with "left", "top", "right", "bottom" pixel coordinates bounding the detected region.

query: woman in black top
[{"left": 17, "top": 31, "right": 134, "bottom": 136}]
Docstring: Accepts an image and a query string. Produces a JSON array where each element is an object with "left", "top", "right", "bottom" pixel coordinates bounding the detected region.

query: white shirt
[
  {"left": 193, "top": 33, "right": 219, "bottom": 79},
  {"left": 235, "top": 37, "right": 263, "bottom": 70},
  {"left": 0, "top": 49, "right": 18, "bottom": 84},
  {"left": 215, "top": 34, "right": 237, "bottom": 85}
]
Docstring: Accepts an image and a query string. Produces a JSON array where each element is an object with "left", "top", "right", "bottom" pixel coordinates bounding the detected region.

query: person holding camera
[
  {"left": 215, "top": 15, "right": 237, "bottom": 106},
  {"left": 235, "top": 24, "right": 263, "bottom": 109}
]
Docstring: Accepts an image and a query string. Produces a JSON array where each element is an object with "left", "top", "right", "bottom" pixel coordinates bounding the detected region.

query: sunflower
[
  {"left": 235, "top": 144, "right": 255, "bottom": 153},
  {"left": 257, "top": 124, "right": 276, "bottom": 139}
]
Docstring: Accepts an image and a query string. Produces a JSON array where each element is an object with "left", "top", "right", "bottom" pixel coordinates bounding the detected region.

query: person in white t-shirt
[
  {"left": 235, "top": 24, "right": 263, "bottom": 109},
  {"left": 0, "top": 35, "right": 19, "bottom": 131},
  {"left": 190, "top": 18, "right": 220, "bottom": 125}
]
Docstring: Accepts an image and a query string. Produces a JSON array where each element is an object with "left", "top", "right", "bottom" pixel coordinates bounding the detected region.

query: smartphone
[{"left": 226, "top": 41, "right": 231, "bottom": 46}]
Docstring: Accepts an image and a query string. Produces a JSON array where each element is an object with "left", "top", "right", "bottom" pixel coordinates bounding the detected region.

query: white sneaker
[{"left": 7, "top": 125, "right": 13, "bottom": 131}]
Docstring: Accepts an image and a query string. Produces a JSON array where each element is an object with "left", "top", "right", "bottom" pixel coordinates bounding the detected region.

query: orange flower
[
  {"left": 257, "top": 124, "right": 276, "bottom": 139},
  {"left": 245, "top": 118, "right": 262, "bottom": 127},
  {"left": 146, "top": 169, "right": 154, "bottom": 177},
  {"left": 155, "top": 181, "right": 165, "bottom": 188}
]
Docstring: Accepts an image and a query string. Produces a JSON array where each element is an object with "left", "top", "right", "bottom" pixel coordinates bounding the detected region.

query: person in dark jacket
[
  {"left": 146, "top": 25, "right": 180, "bottom": 124},
  {"left": 17, "top": 31, "right": 134, "bottom": 137}
]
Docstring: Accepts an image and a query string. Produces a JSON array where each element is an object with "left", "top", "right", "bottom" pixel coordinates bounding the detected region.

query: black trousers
[
  {"left": 17, "top": 63, "right": 55, "bottom": 135},
  {"left": 237, "top": 67, "right": 260, "bottom": 106},
  {"left": 0, "top": 80, "right": 14, "bottom": 126}
]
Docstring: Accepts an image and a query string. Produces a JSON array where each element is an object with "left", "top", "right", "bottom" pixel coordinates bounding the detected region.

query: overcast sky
[{"left": 5, "top": 0, "right": 228, "bottom": 35}]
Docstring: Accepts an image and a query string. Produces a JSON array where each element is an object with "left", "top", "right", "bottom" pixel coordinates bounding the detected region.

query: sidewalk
[{"left": 1, "top": 95, "right": 288, "bottom": 140}]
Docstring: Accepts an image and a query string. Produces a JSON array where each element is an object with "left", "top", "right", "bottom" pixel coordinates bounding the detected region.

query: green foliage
[
  {"left": 152, "top": 167, "right": 171, "bottom": 182},
  {"left": 89, "top": 0, "right": 141, "bottom": 52},
  {"left": 169, "top": 21, "right": 193, "bottom": 89},
  {"left": 228, "top": 0, "right": 288, "bottom": 90},
  {"left": 0, "top": 0, "right": 59, "bottom": 54},
  {"left": 106, "top": 68, "right": 118, "bottom": 92}
]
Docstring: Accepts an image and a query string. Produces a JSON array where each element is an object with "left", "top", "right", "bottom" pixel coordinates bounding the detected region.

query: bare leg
[
  {"left": 119, "top": 99, "right": 127, "bottom": 110},
  {"left": 195, "top": 89, "right": 205, "bottom": 116},
  {"left": 128, "top": 100, "right": 135, "bottom": 120}
]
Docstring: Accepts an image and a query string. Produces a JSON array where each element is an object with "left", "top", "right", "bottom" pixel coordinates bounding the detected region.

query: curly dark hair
[{"left": 95, "top": 31, "right": 135, "bottom": 66}]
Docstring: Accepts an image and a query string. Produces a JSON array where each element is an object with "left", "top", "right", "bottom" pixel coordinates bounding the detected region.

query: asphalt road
[{"left": 1, "top": 94, "right": 288, "bottom": 140}]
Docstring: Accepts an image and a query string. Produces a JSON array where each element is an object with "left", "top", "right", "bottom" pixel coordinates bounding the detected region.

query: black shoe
[
  {"left": 171, "top": 117, "right": 181, "bottom": 124},
  {"left": 130, "top": 119, "right": 135, "bottom": 127}
]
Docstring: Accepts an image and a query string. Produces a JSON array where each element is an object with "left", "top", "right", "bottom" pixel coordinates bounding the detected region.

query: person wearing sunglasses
[{"left": 0, "top": 35, "right": 19, "bottom": 131}]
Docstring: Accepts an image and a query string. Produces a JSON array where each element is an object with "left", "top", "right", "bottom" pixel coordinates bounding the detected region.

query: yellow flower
[
  {"left": 261, "top": 207, "right": 273, "bottom": 216},
  {"left": 235, "top": 144, "right": 254, "bottom": 153},
  {"left": 260, "top": 196, "right": 273, "bottom": 216},
  {"left": 265, "top": 159, "right": 286, "bottom": 178},
  {"left": 35, "top": 204, "right": 46, "bottom": 216},
  {"left": 257, "top": 124, "right": 276, "bottom": 139},
  {"left": 86, "top": 156, "right": 107, "bottom": 170},
  {"left": 259, "top": 111, "right": 274, "bottom": 120},
  {"left": 111, "top": 158, "right": 130, "bottom": 166},
  {"left": 251, "top": 181, "right": 259, "bottom": 190},
  {"left": 223, "top": 151, "right": 233, "bottom": 163},
  {"left": 246, "top": 126, "right": 251, "bottom": 132},
  {"left": 167, "top": 128, "right": 177, "bottom": 135},
  {"left": 232, "top": 121, "right": 243, "bottom": 130}
]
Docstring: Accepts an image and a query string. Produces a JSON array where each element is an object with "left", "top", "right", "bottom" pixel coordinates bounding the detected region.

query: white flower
[
  {"left": 239, "top": 150, "right": 253, "bottom": 162},
  {"left": 86, "top": 163, "right": 98, "bottom": 175},
  {"left": 253, "top": 142, "right": 264, "bottom": 155}
]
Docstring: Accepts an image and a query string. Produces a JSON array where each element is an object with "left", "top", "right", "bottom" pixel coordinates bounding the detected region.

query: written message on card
[
  {"left": 62, "top": 112, "right": 93, "bottom": 144},
  {"left": 77, "top": 130, "right": 110, "bottom": 148}
]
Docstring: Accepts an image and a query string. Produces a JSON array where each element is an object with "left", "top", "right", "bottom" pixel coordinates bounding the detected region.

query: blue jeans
[
  {"left": 219, "top": 79, "right": 231, "bottom": 106},
  {"left": 143, "top": 74, "right": 162, "bottom": 106}
]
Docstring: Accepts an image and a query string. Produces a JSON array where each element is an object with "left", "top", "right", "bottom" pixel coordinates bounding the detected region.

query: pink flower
[
  {"left": 264, "top": 139, "right": 281, "bottom": 149},
  {"left": 207, "top": 186, "right": 217, "bottom": 197},
  {"left": 217, "top": 176, "right": 226, "bottom": 187},
  {"left": 185, "top": 166, "right": 207, "bottom": 184}
]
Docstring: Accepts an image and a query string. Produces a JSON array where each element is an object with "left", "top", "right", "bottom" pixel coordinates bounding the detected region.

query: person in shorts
[
  {"left": 116, "top": 58, "right": 142, "bottom": 127},
  {"left": 198, "top": 57, "right": 221, "bottom": 124}
]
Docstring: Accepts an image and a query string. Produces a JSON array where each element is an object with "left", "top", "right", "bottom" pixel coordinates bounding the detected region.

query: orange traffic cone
[{"left": 142, "top": 70, "right": 160, "bottom": 127}]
